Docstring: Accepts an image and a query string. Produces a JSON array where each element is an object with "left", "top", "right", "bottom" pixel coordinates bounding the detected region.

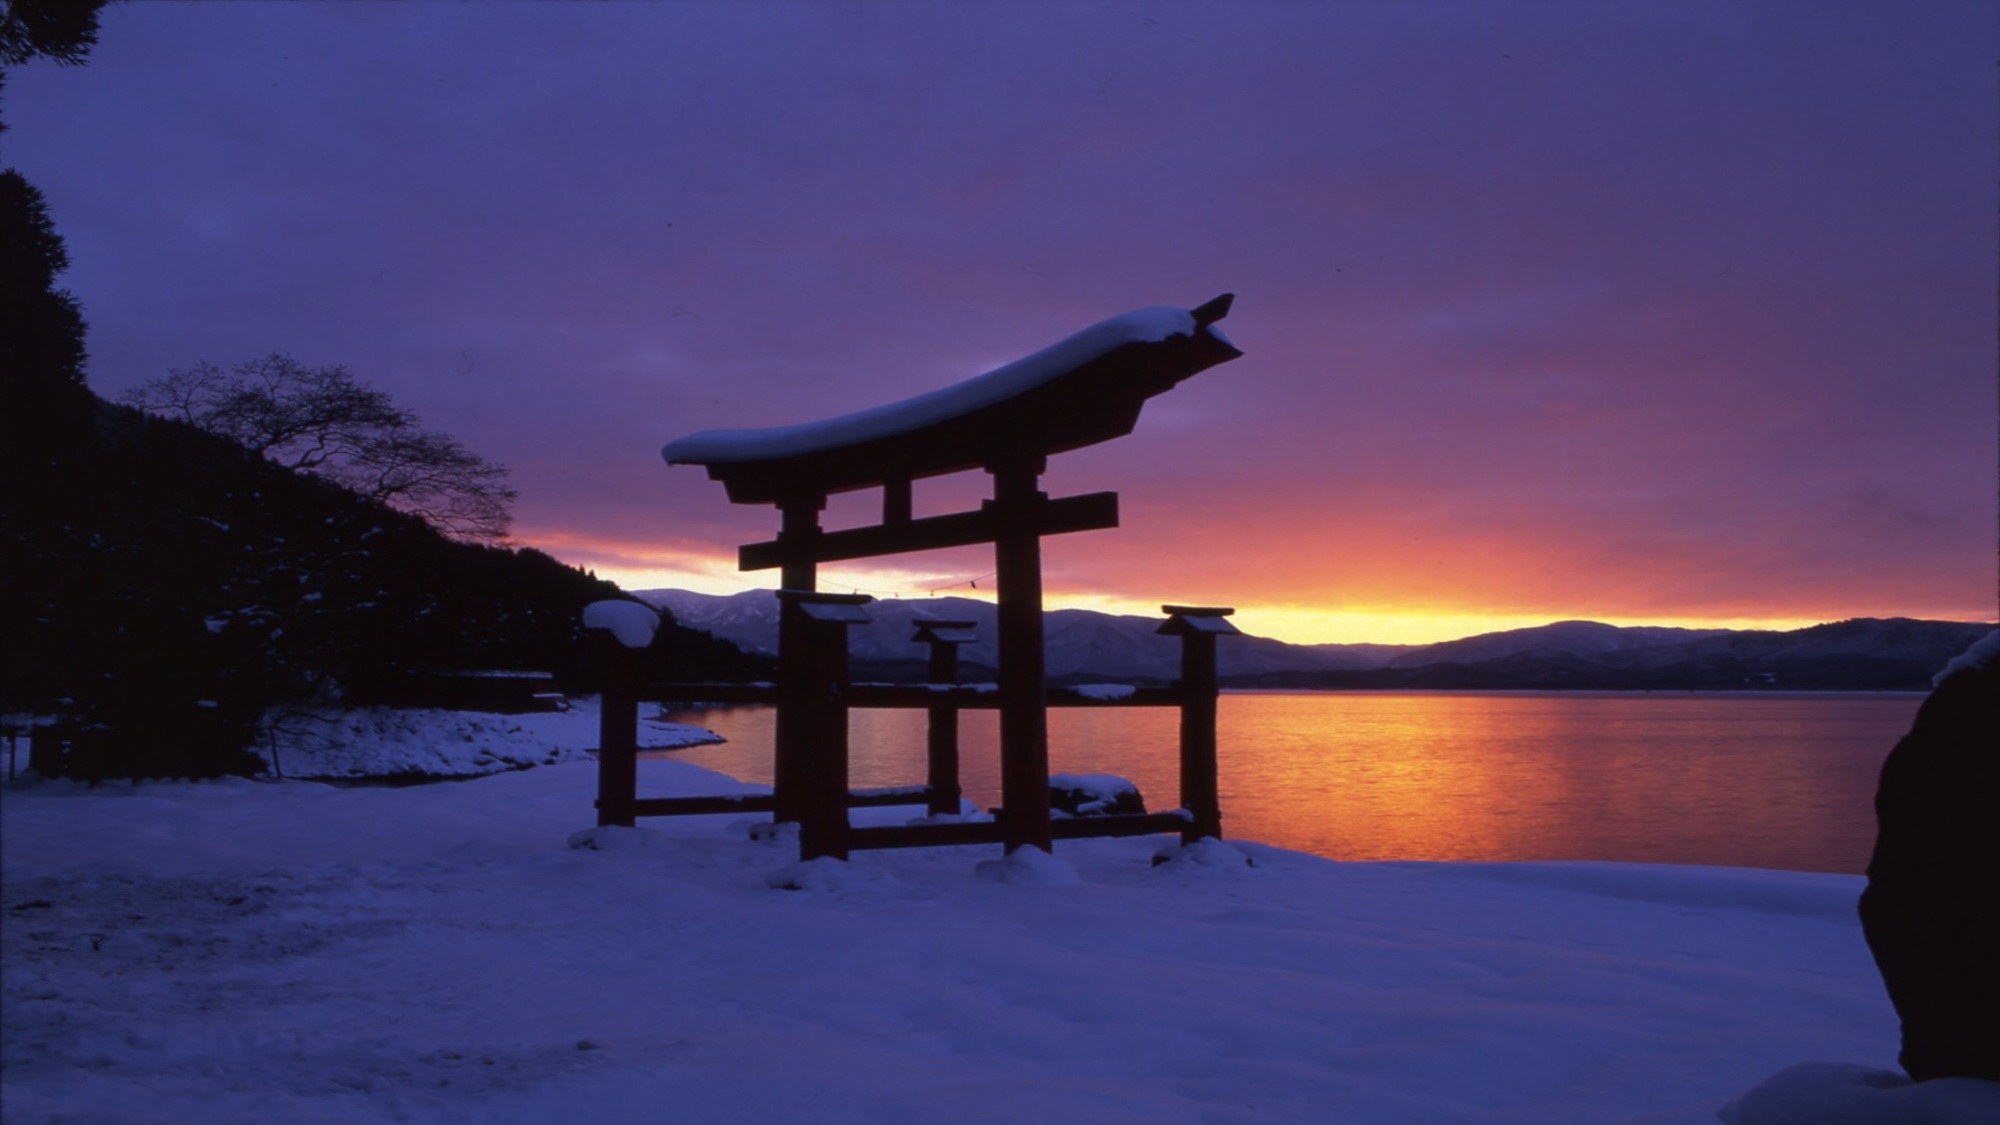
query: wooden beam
[
  {"left": 843, "top": 811, "right": 1194, "bottom": 852},
  {"left": 642, "top": 683, "right": 1182, "bottom": 708},
  {"left": 625, "top": 787, "right": 932, "bottom": 819},
  {"left": 738, "top": 491, "right": 1118, "bottom": 571},
  {"left": 1050, "top": 811, "right": 1194, "bottom": 840},
  {"left": 843, "top": 684, "right": 1182, "bottom": 709},
  {"left": 848, "top": 820, "right": 1008, "bottom": 851},
  {"left": 629, "top": 793, "right": 775, "bottom": 817},
  {"left": 848, "top": 785, "right": 933, "bottom": 805},
  {"left": 641, "top": 684, "right": 1183, "bottom": 708}
]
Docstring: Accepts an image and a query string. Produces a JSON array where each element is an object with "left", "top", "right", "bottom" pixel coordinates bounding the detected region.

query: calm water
[{"left": 651, "top": 691, "right": 1923, "bottom": 874}]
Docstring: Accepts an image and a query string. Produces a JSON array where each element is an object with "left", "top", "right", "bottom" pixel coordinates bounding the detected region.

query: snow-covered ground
[{"left": 5, "top": 707, "right": 1996, "bottom": 1123}]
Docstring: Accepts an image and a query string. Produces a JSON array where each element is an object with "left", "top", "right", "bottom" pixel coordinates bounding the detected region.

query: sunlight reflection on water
[{"left": 651, "top": 691, "right": 1921, "bottom": 873}]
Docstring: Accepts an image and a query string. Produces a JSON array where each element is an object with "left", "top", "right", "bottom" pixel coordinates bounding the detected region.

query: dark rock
[
  {"left": 1049, "top": 774, "right": 1145, "bottom": 817},
  {"left": 1858, "top": 633, "right": 2000, "bottom": 1082}
]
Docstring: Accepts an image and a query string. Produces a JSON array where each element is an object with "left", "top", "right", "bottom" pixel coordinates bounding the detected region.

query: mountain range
[{"left": 636, "top": 589, "right": 1993, "bottom": 692}]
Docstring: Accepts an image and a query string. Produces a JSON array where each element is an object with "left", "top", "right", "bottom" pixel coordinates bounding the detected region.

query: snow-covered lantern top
[
  {"left": 910, "top": 619, "right": 979, "bottom": 646},
  {"left": 1157, "top": 605, "right": 1242, "bottom": 638},
  {"left": 582, "top": 599, "right": 660, "bottom": 650}
]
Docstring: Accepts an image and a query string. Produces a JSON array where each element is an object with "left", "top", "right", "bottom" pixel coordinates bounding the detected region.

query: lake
[{"left": 650, "top": 691, "right": 1924, "bottom": 874}]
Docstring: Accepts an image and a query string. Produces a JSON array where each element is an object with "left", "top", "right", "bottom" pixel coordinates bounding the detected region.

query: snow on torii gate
[{"left": 655, "top": 294, "right": 1243, "bottom": 857}]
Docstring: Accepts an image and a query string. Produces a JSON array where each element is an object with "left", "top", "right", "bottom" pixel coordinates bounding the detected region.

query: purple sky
[{"left": 9, "top": 1, "right": 1995, "bottom": 643}]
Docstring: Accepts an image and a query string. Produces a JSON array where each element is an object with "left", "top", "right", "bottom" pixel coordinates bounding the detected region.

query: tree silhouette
[
  {"left": 1, "top": 169, "right": 94, "bottom": 499},
  {"left": 125, "top": 355, "right": 518, "bottom": 541},
  {"left": 0, "top": 0, "right": 108, "bottom": 133},
  {"left": 0, "top": 0, "right": 104, "bottom": 67},
  {"left": 0, "top": 168, "right": 88, "bottom": 390},
  {"left": 1, "top": 0, "right": 106, "bottom": 475}
]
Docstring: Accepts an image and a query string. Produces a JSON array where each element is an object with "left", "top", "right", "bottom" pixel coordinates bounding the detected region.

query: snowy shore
[
  {"left": 254, "top": 698, "right": 723, "bottom": 781},
  {"left": 4, "top": 708, "right": 1996, "bottom": 1123}
]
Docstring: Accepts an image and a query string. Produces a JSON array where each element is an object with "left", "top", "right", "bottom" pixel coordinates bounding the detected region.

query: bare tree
[
  {"left": 331, "top": 422, "right": 515, "bottom": 541},
  {"left": 123, "top": 354, "right": 516, "bottom": 541}
]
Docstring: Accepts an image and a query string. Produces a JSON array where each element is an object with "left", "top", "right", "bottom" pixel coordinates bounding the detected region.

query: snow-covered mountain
[
  {"left": 643, "top": 588, "right": 794, "bottom": 646},
  {"left": 637, "top": 589, "right": 1992, "bottom": 690},
  {"left": 635, "top": 589, "right": 1390, "bottom": 682}
]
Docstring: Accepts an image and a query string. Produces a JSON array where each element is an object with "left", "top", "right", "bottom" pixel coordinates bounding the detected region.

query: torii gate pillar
[
  {"left": 771, "top": 494, "right": 826, "bottom": 827},
  {"left": 991, "top": 451, "right": 1053, "bottom": 852}
]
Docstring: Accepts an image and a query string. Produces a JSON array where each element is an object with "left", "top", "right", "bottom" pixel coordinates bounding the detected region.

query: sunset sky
[{"left": 9, "top": 1, "right": 1994, "bottom": 644}]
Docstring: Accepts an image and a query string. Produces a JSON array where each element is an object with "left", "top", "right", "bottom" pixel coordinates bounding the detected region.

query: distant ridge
[
  {"left": 1252, "top": 616, "right": 1995, "bottom": 692},
  {"left": 636, "top": 589, "right": 1993, "bottom": 692},
  {"left": 1384, "top": 620, "right": 1732, "bottom": 668},
  {"left": 638, "top": 588, "right": 1396, "bottom": 684}
]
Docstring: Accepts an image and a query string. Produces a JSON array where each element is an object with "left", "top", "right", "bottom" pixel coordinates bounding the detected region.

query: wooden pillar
[
  {"left": 772, "top": 495, "right": 824, "bottom": 827},
  {"left": 912, "top": 620, "right": 976, "bottom": 817},
  {"left": 990, "top": 454, "right": 1053, "bottom": 853},
  {"left": 883, "top": 477, "right": 913, "bottom": 526},
  {"left": 783, "top": 592, "right": 871, "bottom": 862},
  {"left": 1177, "top": 630, "right": 1220, "bottom": 844},
  {"left": 28, "top": 726, "right": 67, "bottom": 780},
  {"left": 595, "top": 631, "right": 642, "bottom": 828},
  {"left": 798, "top": 613, "right": 850, "bottom": 861},
  {"left": 1160, "top": 606, "right": 1237, "bottom": 844}
]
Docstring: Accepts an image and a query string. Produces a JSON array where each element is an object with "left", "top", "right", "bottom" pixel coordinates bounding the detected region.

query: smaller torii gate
[{"left": 609, "top": 295, "right": 1243, "bottom": 859}]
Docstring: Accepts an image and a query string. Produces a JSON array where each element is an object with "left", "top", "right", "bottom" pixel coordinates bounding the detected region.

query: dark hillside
[
  {"left": 1, "top": 397, "right": 769, "bottom": 776},
  {"left": 1226, "top": 618, "right": 1991, "bottom": 692}
]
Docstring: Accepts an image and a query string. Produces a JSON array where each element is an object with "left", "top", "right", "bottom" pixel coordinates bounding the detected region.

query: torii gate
[{"left": 656, "top": 294, "right": 1242, "bottom": 855}]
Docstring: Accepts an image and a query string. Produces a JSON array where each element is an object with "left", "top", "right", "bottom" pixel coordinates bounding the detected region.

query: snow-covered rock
[
  {"left": 1152, "top": 836, "right": 1255, "bottom": 872},
  {"left": 1718, "top": 1062, "right": 2000, "bottom": 1124},
  {"left": 1049, "top": 772, "right": 1145, "bottom": 816},
  {"left": 1933, "top": 628, "right": 2000, "bottom": 686}
]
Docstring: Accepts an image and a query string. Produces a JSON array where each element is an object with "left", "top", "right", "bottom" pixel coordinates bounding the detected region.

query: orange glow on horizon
[
  {"left": 566, "top": 544, "right": 1913, "bottom": 647},
  {"left": 547, "top": 513, "right": 1997, "bottom": 645},
  {"left": 1036, "top": 593, "right": 1849, "bottom": 647}
]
